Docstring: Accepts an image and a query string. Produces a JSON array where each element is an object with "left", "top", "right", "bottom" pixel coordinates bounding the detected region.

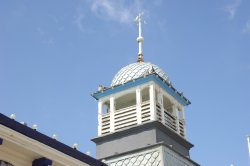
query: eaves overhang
[
  {"left": 92, "top": 74, "right": 191, "bottom": 106},
  {"left": 0, "top": 113, "right": 107, "bottom": 166}
]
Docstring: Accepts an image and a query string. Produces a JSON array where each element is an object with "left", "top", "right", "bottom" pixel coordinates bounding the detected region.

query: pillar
[
  {"left": 159, "top": 91, "right": 166, "bottom": 125},
  {"left": 110, "top": 96, "right": 115, "bottom": 132},
  {"left": 149, "top": 84, "right": 156, "bottom": 121},
  {"left": 172, "top": 105, "right": 180, "bottom": 134},
  {"left": 179, "top": 108, "right": 186, "bottom": 137},
  {"left": 98, "top": 101, "right": 103, "bottom": 136},
  {"left": 179, "top": 108, "right": 185, "bottom": 120},
  {"left": 136, "top": 88, "right": 142, "bottom": 124}
]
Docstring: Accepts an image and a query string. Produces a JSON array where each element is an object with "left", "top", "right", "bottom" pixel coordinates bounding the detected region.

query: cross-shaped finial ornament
[{"left": 135, "top": 12, "right": 144, "bottom": 62}]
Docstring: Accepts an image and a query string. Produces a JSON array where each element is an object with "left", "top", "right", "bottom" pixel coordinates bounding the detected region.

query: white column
[
  {"left": 98, "top": 101, "right": 103, "bottom": 136},
  {"left": 173, "top": 105, "right": 180, "bottom": 134},
  {"left": 159, "top": 92, "right": 166, "bottom": 126},
  {"left": 136, "top": 88, "right": 142, "bottom": 124},
  {"left": 180, "top": 108, "right": 186, "bottom": 137},
  {"left": 149, "top": 84, "right": 156, "bottom": 121},
  {"left": 180, "top": 108, "right": 185, "bottom": 120},
  {"left": 110, "top": 97, "right": 115, "bottom": 132}
]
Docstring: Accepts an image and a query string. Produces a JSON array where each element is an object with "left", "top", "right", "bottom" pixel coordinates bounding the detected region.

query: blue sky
[{"left": 0, "top": 0, "right": 250, "bottom": 165}]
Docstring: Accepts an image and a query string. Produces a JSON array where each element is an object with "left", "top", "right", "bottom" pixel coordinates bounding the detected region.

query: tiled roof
[
  {"left": 109, "top": 150, "right": 161, "bottom": 166},
  {"left": 111, "top": 62, "right": 169, "bottom": 86}
]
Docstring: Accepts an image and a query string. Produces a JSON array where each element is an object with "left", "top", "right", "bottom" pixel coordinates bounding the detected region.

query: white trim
[
  {"left": 136, "top": 88, "right": 142, "bottom": 124},
  {"left": 179, "top": 107, "right": 186, "bottom": 137},
  {"left": 0, "top": 150, "right": 30, "bottom": 166},
  {"left": 149, "top": 84, "right": 156, "bottom": 121},
  {"left": 98, "top": 101, "right": 103, "bottom": 136},
  {"left": 99, "top": 82, "right": 153, "bottom": 102},
  {"left": 155, "top": 84, "right": 182, "bottom": 108},
  {"left": 172, "top": 105, "right": 180, "bottom": 134},
  {"left": 159, "top": 90, "right": 165, "bottom": 125},
  {"left": 110, "top": 96, "right": 115, "bottom": 132},
  {"left": 0, "top": 125, "right": 90, "bottom": 166}
]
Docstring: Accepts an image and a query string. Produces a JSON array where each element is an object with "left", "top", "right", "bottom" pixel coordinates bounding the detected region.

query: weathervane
[{"left": 135, "top": 12, "right": 145, "bottom": 62}]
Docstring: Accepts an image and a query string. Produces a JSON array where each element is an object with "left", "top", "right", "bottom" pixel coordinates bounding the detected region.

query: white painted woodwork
[
  {"left": 0, "top": 125, "right": 90, "bottom": 166},
  {"left": 110, "top": 96, "right": 115, "bottom": 132},
  {"left": 179, "top": 108, "right": 186, "bottom": 137},
  {"left": 98, "top": 101, "right": 103, "bottom": 136},
  {"left": 98, "top": 83, "right": 186, "bottom": 138},
  {"left": 136, "top": 88, "right": 142, "bottom": 124},
  {"left": 149, "top": 84, "right": 156, "bottom": 121},
  {"left": 159, "top": 91, "right": 166, "bottom": 126},
  {"left": 173, "top": 105, "right": 180, "bottom": 135}
]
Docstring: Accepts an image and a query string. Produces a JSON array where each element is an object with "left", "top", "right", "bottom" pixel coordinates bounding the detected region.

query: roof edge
[
  {"left": 92, "top": 73, "right": 191, "bottom": 106},
  {"left": 0, "top": 113, "right": 106, "bottom": 166}
]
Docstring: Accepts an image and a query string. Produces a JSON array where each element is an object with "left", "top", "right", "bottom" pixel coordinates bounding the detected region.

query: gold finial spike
[{"left": 137, "top": 53, "right": 144, "bottom": 62}]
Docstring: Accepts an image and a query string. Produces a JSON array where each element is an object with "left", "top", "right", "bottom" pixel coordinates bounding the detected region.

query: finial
[
  {"left": 10, "top": 114, "right": 16, "bottom": 120},
  {"left": 20, "top": 121, "right": 28, "bottom": 126},
  {"left": 32, "top": 124, "right": 38, "bottom": 130},
  {"left": 73, "top": 143, "right": 78, "bottom": 150},
  {"left": 52, "top": 134, "right": 58, "bottom": 140},
  {"left": 135, "top": 12, "right": 145, "bottom": 63}
]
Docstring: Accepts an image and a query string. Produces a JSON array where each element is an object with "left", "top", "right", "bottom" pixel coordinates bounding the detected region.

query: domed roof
[{"left": 111, "top": 62, "right": 169, "bottom": 86}]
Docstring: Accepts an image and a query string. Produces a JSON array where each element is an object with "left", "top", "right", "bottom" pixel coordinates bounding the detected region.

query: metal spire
[{"left": 135, "top": 12, "right": 144, "bottom": 62}]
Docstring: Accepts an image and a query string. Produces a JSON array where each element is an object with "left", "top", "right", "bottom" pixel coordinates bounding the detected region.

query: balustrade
[{"left": 100, "top": 100, "right": 185, "bottom": 138}]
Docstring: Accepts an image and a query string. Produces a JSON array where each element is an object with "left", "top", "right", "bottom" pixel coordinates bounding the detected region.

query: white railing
[
  {"left": 163, "top": 108, "right": 186, "bottom": 138},
  {"left": 164, "top": 109, "right": 178, "bottom": 132},
  {"left": 114, "top": 105, "right": 137, "bottom": 130},
  {"left": 156, "top": 104, "right": 162, "bottom": 122},
  {"left": 179, "top": 119, "right": 185, "bottom": 137},
  {"left": 141, "top": 101, "right": 150, "bottom": 123},
  {"left": 101, "top": 101, "right": 151, "bottom": 134},
  {"left": 100, "top": 101, "right": 185, "bottom": 138},
  {"left": 101, "top": 113, "right": 110, "bottom": 135}
]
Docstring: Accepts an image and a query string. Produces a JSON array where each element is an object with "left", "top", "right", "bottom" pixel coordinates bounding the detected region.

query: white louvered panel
[{"left": 115, "top": 112, "right": 137, "bottom": 123}]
